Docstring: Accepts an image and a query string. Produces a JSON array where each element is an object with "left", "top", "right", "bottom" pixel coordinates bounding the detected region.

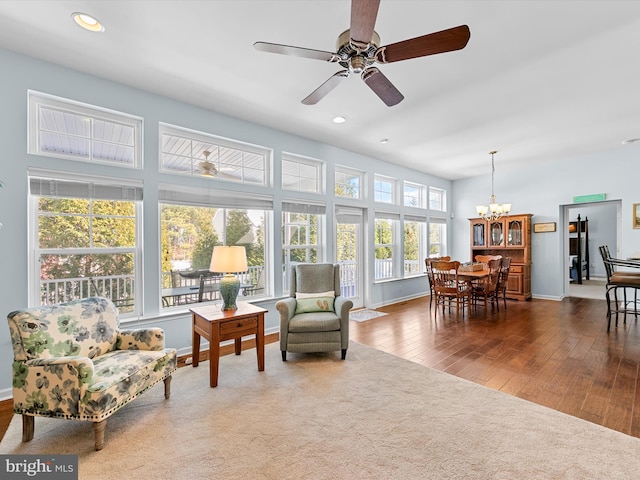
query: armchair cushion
[{"left": 295, "top": 296, "right": 335, "bottom": 314}]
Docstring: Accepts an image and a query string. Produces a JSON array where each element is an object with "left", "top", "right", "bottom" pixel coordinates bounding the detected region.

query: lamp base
[{"left": 219, "top": 273, "right": 240, "bottom": 311}]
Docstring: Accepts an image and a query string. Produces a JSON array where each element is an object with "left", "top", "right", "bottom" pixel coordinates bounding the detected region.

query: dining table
[{"left": 162, "top": 281, "right": 255, "bottom": 306}]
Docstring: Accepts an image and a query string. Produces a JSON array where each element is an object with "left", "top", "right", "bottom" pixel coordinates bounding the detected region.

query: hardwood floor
[
  {"left": 351, "top": 295, "right": 640, "bottom": 438},
  {"left": 2, "top": 295, "right": 639, "bottom": 443}
]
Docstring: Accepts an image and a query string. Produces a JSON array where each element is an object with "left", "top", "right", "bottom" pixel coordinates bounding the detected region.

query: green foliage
[
  {"left": 374, "top": 219, "right": 392, "bottom": 259},
  {"left": 191, "top": 225, "right": 218, "bottom": 270},
  {"left": 38, "top": 198, "right": 136, "bottom": 280}
]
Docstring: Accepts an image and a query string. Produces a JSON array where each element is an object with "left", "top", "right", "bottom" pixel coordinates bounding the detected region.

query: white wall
[{"left": 452, "top": 147, "right": 640, "bottom": 299}]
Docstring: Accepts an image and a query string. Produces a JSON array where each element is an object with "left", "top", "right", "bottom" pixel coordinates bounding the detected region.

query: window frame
[
  {"left": 28, "top": 170, "right": 143, "bottom": 317},
  {"left": 28, "top": 90, "right": 143, "bottom": 168},
  {"left": 403, "top": 181, "right": 426, "bottom": 208},
  {"left": 374, "top": 175, "right": 396, "bottom": 204},
  {"left": 158, "top": 184, "right": 272, "bottom": 309},
  {"left": 335, "top": 165, "right": 364, "bottom": 200},
  {"left": 159, "top": 123, "right": 271, "bottom": 186},
  {"left": 428, "top": 217, "right": 448, "bottom": 258},
  {"left": 403, "top": 215, "right": 427, "bottom": 277},
  {"left": 428, "top": 186, "right": 447, "bottom": 212},
  {"left": 281, "top": 201, "right": 326, "bottom": 292},
  {"left": 374, "top": 212, "right": 400, "bottom": 281},
  {"left": 281, "top": 153, "right": 324, "bottom": 194}
]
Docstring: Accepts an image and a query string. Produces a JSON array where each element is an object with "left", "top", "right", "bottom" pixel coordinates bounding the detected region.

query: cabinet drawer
[
  {"left": 510, "top": 265, "right": 523, "bottom": 273},
  {"left": 220, "top": 316, "right": 257, "bottom": 334}
]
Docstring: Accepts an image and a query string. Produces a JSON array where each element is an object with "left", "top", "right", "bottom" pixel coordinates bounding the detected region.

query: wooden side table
[{"left": 190, "top": 302, "right": 267, "bottom": 387}]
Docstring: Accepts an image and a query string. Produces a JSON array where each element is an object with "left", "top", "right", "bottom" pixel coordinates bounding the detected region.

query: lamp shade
[{"left": 210, "top": 246, "right": 248, "bottom": 273}]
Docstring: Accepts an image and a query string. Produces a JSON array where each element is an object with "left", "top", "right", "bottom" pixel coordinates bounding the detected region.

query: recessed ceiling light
[
  {"left": 332, "top": 116, "right": 346, "bottom": 124},
  {"left": 71, "top": 12, "right": 105, "bottom": 32},
  {"left": 380, "top": 138, "right": 389, "bottom": 144},
  {"left": 622, "top": 138, "right": 640, "bottom": 144}
]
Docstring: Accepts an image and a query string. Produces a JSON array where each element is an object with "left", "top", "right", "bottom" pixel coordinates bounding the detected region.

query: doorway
[
  {"left": 563, "top": 200, "right": 620, "bottom": 299},
  {"left": 335, "top": 206, "right": 364, "bottom": 309}
]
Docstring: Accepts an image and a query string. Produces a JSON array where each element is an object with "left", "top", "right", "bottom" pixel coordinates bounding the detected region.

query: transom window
[
  {"left": 374, "top": 175, "right": 395, "bottom": 204},
  {"left": 281, "top": 153, "right": 323, "bottom": 193},
  {"left": 28, "top": 91, "right": 142, "bottom": 168},
  {"left": 335, "top": 166, "right": 363, "bottom": 199},
  {"left": 160, "top": 124, "right": 270, "bottom": 186},
  {"left": 404, "top": 181, "right": 426, "bottom": 208},
  {"left": 429, "top": 187, "right": 447, "bottom": 211}
]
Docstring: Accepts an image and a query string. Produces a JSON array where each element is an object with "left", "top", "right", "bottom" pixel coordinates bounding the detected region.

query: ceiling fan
[{"left": 253, "top": 0, "right": 470, "bottom": 107}]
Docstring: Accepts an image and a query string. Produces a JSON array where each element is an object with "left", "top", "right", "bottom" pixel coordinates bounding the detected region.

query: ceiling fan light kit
[
  {"left": 199, "top": 150, "right": 218, "bottom": 177},
  {"left": 254, "top": 0, "right": 470, "bottom": 106}
]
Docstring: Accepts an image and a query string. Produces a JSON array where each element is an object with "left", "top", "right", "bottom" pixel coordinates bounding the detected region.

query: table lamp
[{"left": 210, "top": 246, "right": 248, "bottom": 310}]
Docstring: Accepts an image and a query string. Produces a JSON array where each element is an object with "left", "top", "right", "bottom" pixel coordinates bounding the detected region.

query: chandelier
[{"left": 475, "top": 150, "right": 511, "bottom": 220}]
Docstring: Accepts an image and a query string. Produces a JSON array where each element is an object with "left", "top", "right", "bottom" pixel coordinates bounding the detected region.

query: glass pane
[
  {"left": 490, "top": 222, "right": 503, "bottom": 246},
  {"left": 473, "top": 223, "right": 485, "bottom": 246},
  {"left": 508, "top": 220, "right": 522, "bottom": 245},
  {"left": 39, "top": 253, "right": 135, "bottom": 312}
]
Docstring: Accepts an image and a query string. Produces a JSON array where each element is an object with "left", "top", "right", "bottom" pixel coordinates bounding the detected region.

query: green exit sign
[{"left": 573, "top": 193, "right": 606, "bottom": 203}]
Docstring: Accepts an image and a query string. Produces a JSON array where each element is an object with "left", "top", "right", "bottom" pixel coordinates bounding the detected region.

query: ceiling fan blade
[
  {"left": 254, "top": 42, "right": 340, "bottom": 62},
  {"left": 350, "top": 0, "right": 381, "bottom": 47},
  {"left": 362, "top": 68, "right": 404, "bottom": 107},
  {"left": 302, "top": 70, "right": 349, "bottom": 105},
  {"left": 375, "top": 25, "right": 471, "bottom": 64}
]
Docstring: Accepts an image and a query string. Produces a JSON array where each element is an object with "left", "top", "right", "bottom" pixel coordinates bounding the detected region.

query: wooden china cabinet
[{"left": 469, "top": 214, "right": 532, "bottom": 301}]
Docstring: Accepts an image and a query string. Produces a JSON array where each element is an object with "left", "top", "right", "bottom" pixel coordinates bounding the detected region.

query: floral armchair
[{"left": 7, "top": 297, "right": 177, "bottom": 450}]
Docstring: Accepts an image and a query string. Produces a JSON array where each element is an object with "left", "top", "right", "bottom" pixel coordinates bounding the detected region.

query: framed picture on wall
[{"left": 634, "top": 204, "right": 640, "bottom": 229}]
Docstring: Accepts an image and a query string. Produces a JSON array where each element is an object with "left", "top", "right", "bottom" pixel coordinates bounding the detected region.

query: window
[
  {"left": 282, "top": 154, "right": 323, "bottom": 193},
  {"left": 404, "top": 181, "right": 426, "bottom": 208},
  {"left": 404, "top": 215, "right": 427, "bottom": 276},
  {"left": 335, "top": 166, "right": 363, "bottom": 199},
  {"left": 160, "top": 124, "right": 270, "bottom": 186},
  {"left": 429, "top": 219, "right": 447, "bottom": 257},
  {"left": 281, "top": 201, "right": 325, "bottom": 291},
  {"left": 28, "top": 91, "right": 142, "bottom": 168},
  {"left": 374, "top": 175, "right": 395, "bottom": 203},
  {"left": 374, "top": 212, "right": 399, "bottom": 280},
  {"left": 159, "top": 186, "right": 271, "bottom": 308},
  {"left": 429, "top": 187, "right": 447, "bottom": 211},
  {"left": 30, "top": 173, "right": 142, "bottom": 315}
]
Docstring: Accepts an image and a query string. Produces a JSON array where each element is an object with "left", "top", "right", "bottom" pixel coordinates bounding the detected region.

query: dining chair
[
  {"left": 431, "top": 260, "right": 471, "bottom": 317},
  {"left": 425, "top": 256, "right": 451, "bottom": 310},
  {"left": 475, "top": 254, "right": 502, "bottom": 265},
  {"left": 599, "top": 245, "right": 640, "bottom": 331},
  {"left": 496, "top": 257, "right": 512, "bottom": 309},
  {"left": 471, "top": 258, "right": 502, "bottom": 313}
]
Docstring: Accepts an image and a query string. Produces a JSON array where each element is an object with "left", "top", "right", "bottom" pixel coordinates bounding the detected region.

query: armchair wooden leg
[
  {"left": 163, "top": 375, "right": 172, "bottom": 399},
  {"left": 93, "top": 420, "right": 106, "bottom": 451},
  {"left": 22, "top": 414, "right": 34, "bottom": 442}
]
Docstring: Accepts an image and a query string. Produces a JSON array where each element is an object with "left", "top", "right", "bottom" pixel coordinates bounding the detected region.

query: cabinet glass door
[
  {"left": 489, "top": 221, "right": 504, "bottom": 246},
  {"left": 473, "top": 222, "right": 485, "bottom": 247},
  {"left": 507, "top": 220, "right": 523, "bottom": 246}
]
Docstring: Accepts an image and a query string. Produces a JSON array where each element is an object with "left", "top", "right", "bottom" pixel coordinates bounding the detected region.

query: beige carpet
[{"left": 2, "top": 342, "right": 640, "bottom": 479}]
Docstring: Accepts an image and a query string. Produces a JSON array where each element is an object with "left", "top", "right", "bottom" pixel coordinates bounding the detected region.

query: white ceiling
[{"left": 1, "top": 1, "right": 640, "bottom": 180}]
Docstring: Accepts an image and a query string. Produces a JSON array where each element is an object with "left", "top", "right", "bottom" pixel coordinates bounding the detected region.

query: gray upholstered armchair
[{"left": 276, "top": 263, "right": 353, "bottom": 361}]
